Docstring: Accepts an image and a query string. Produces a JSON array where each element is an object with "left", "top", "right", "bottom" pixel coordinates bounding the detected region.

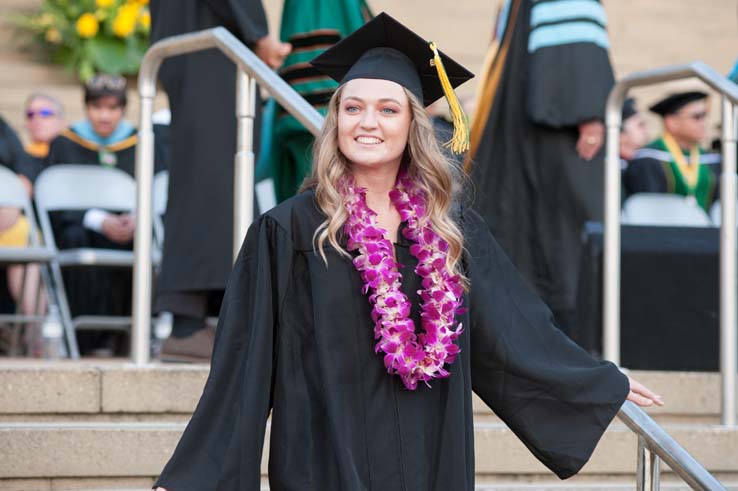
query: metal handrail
[
  {"left": 618, "top": 402, "right": 727, "bottom": 491},
  {"left": 132, "top": 27, "right": 324, "bottom": 365},
  {"left": 603, "top": 61, "right": 738, "bottom": 426}
]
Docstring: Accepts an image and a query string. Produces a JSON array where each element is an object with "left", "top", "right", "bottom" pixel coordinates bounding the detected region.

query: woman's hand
[{"left": 627, "top": 376, "right": 664, "bottom": 407}]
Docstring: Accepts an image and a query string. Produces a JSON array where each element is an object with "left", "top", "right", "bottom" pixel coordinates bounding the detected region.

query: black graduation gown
[
  {"left": 0, "top": 116, "right": 41, "bottom": 182},
  {"left": 149, "top": 0, "right": 267, "bottom": 294},
  {"left": 154, "top": 190, "right": 629, "bottom": 491},
  {"left": 469, "top": 0, "right": 614, "bottom": 332}
]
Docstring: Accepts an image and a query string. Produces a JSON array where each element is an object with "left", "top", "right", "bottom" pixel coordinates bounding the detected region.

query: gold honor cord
[
  {"left": 429, "top": 41, "right": 470, "bottom": 155},
  {"left": 662, "top": 132, "right": 700, "bottom": 191}
]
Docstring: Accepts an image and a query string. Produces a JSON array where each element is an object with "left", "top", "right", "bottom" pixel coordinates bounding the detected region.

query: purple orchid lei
[{"left": 342, "top": 171, "right": 465, "bottom": 390}]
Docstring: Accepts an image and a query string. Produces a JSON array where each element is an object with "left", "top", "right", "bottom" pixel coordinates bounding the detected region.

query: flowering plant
[
  {"left": 343, "top": 171, "right": 465, "bottom": 390},
  {"left": 13, "top": 0, "right": 150, "bottom": 81}
]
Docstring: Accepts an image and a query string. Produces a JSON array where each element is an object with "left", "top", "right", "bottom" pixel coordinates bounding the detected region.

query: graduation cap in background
[
  {"left": 311, "top": 12, "right": 474, "bottom": 154},
  {"left": 649, "top": 91, "right": 708, "bottom": 116}
]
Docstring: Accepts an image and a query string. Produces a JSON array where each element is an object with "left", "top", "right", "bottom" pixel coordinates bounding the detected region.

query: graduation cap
[
  {"left": 649, "top": 91, "right": 708, "bottom": 116},
  {"left": 622, "top": 97, "right": 637, "bottom": 121},
  {"left": 311, "top": 12, "right": 474, "bottom": 153}
]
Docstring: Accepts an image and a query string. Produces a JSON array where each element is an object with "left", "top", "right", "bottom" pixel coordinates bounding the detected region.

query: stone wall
[{"left": 0, "top": 0, "right": 736, "bottom": 140}]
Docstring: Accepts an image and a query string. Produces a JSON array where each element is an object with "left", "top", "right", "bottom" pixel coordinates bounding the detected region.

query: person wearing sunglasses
[
  {"left": 624, "top": 91, "right": 721, "bottom": 212},
  {"left": 24, "top": 93, "right": 66, "bottom": 168},
  {"left": 43, "top": 73, "right": 166, "bottom": 356}
]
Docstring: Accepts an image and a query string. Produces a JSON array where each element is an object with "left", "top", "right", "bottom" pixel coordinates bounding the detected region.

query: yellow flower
[
  {"left": 138, "top": 10, "right": 150, "bottom": 30},
  {"left": 112, "top": 5, "right": 138, "bottom": 38},
  {"left": 75, "top": 12, "right": 99, "bottom": 38},
  {"left": 96, "top": 0, "right": 115, "bottom": 7},
  {"left": 45, "top": 28, "right": 62, "bottom": 44}
]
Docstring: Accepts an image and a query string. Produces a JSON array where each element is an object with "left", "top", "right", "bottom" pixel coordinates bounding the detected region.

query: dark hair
[{"left": 84, "top": 73, "right": 127, "bottom": 107}]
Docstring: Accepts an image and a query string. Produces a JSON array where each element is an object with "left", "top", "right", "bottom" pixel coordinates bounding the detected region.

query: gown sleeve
[
  {"left": 202, "top": 0, "right": 269, "bottom": 45},
  {"left": 526, "top": 0, "right": 614, "bottom": 127},
  {"left": 464, "top": 209, "right": 629, "bottom": 479},
  {"left": 154, "top": 214, "right": 293, "bottom": 490}
]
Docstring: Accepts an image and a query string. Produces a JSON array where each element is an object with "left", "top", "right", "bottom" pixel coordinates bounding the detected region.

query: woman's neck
[
  {"left": 351, "top": 161, "right": 403, "bottom": 241},
  {"left": 352, "top": 162, "right": 401, "bottom": 212}
]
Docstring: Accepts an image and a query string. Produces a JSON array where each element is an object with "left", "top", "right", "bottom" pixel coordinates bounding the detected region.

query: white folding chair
[
  {"left": 153, "top": 170, "right": 168, "bottom": 254},
  {"left": 621, "top": 193, "right": 712, "bottom": 227},
  {"left": 34, "top": 165, "right": 138, "bottom": 346},
  {"left": 0, "top": 165, "right": 61, "bottom": 356}
]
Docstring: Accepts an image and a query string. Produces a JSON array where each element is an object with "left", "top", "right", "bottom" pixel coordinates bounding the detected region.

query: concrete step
[
  {"left": 3, "top": 485, "right": 738, "bottom": 491},
  {"left": 0, "top": 362, "right": 734, "bottom": 490},
  {"left": 0, "top": 361, "right": 727, "bottom": 423},
  {"left": 1, "top": 421, "right": 737, "bottom": 479}
]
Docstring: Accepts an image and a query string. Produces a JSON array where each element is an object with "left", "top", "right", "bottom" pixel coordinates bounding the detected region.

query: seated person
[
  {"left": 619, "top": 98, "right": 649, "bottom": 164},
  {"left": 624, "top": 91, "right": 720, "bottom": 211},
  {"left": 45, "top": 74, "right": 165, "bottom": 356},
  {"left": 24, "top": 93, "right": 66, "bottom": 167},
  {"left": 0, "top": 115, "right": 46, "bottom": 354}
]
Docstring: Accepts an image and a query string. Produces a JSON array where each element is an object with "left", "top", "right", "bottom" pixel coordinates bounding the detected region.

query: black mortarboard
[
  {"left": 310, "top": 12, "right": 474, "bottom": 153},
  {"left": 622, "top": 97, "right": 637, "bottom": 121},
  {"left": 649, "top": 91, "right": 708, "bottom": 116}
]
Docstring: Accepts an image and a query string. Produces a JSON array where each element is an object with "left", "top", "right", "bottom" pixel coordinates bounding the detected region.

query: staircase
[{"left": 0, "top": 360, "right": 736, "bottom": 491}]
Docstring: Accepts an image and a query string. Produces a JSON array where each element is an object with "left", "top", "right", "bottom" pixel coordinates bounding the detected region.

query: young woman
[{"left": 155, "top": 13, "right": 661, "bottom": 491}]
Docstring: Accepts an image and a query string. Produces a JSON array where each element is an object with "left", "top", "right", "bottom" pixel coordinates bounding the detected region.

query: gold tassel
[{"left": 429, "top": 41, "right": 470, "bottom": 154}]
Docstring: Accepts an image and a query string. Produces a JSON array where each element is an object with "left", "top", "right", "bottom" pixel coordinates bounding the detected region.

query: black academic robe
[
  {"left": 154, "top": 190, "right": 629, "bottom": 491},
  {"left": 0, "top": 116, "right": 40, "bottom": 182},
  {"left": 469, "top": 0, "right": 614, "bottom": 333},
  {"left": 149, "top": 0, "right": 267, "bottom": 295}
]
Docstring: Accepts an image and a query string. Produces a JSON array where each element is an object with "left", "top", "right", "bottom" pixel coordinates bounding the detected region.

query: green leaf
[
  {"left": 88, "top": 36, "right": 130, "bottom": 74},
  {"left": 78, "top": 57, "right": 95, "bottom": 81}
]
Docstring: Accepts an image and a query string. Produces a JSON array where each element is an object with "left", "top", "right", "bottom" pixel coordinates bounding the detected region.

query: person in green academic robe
[
  {"left": 624, "top": 91, "right": 721, "bottom": 211},
  {"left": 257, "top": 0, "right": 372, "bottom": 205}
]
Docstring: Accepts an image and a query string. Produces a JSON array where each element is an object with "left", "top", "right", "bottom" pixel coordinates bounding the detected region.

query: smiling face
[{"left": 337, "top": 78, "right": 412, "bottom": 172}]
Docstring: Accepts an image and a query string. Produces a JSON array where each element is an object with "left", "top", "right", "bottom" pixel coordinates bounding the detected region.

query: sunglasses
[
  {"left": 685, "top": 111, "right": 707, "bottom": 121},
  {"left": 26, "top": 108, "right": 57, "bottom": 119},
  {"left": 86, "top": 74, "right": 127, "bottom": 91}
]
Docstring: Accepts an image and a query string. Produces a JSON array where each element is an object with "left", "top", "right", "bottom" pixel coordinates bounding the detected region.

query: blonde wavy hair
[{"left": 300, "top": 84, "right": 468, "bottom": 285}]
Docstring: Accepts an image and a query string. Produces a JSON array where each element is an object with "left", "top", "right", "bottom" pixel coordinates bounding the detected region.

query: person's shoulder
[
  {"left": 630, "top": 146, "right": 670, "bottom": 165},
  {"left": 260, "top": 189, "right": 325, "bottom": 249}
]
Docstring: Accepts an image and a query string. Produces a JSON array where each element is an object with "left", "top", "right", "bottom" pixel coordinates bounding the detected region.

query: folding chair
[
  {"left": 0, "top": 165, "right": 61, "bottom": 356},
  {"left": 153, "top": 170, "right": 168, "bottom": 254},
  {"left": 621, "top": 193, "right": 712, "bottom": 227},
  {"left": 34, "top": 165, "right": 139, "bottom": 354}
]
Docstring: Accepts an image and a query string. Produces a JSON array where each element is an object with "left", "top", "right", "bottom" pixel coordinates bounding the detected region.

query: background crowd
[{"left": 0, "top": 0, "right": 733, "bottom": 364}]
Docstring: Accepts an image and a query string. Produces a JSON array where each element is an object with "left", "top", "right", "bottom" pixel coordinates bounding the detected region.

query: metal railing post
[
  {"left": 619, "top": 401, "right": 727, "bottom": 491},
  {"left": 603, "top": 84, "right": 625, "bottom": 364},
  {"left": 131, "top": 28, "right": 324, "bottom": 365},
  {"left": 233, "top": 71, "right": 256, "bottom": 261},
  {"left": 720, "top": 97, "right": 738, "bottom": 427},
  {"left": 604, "top": 62, "right": 738, "bottom": 423},
  {"left": 637, "top": 436, "right": 661, "bottom": 491},
  {"left": 131, "top": 69, "right": 157, "bottom": 366}
]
